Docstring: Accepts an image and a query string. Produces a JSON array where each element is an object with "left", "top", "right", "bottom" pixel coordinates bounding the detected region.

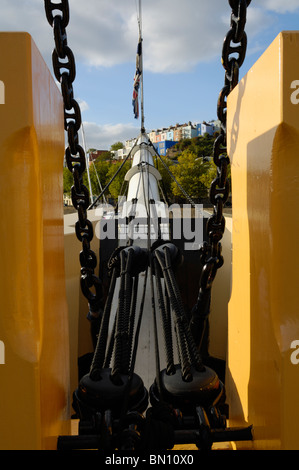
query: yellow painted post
[
  {"left": 0, "top": 33, "right": 70, "bottom": 449},
  {"left": 227, "top": 31, "right": 299, "bottom": 450}
]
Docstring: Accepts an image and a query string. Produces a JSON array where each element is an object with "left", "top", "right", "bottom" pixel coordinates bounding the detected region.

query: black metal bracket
[{"left": 57, "top": 406, "right": 253, "bottom": 451}]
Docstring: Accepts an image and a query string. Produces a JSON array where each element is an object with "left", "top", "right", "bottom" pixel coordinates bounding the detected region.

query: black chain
[
  {"left": 44, "top": 0, "right": 103, "bottom": 311},
  {"left": 199, "top": 0, "right": 251, "bottom": 291}
]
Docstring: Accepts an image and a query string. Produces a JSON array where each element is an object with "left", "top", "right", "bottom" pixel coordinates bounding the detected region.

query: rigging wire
[
  {"left": 81, "top": 122, "right": 108, "bottom": 205},
  {"left": 152, "top": 144, "right": 198, "bottom": 208},
  {"left": 91, "top": 158, "right": 108, "bottom": 205},
  {"left": 88, "top": 136, "right": 138, "bottom": 210},
  {"left": 81, "top": 124, "right": 94, "bottom": 204}
]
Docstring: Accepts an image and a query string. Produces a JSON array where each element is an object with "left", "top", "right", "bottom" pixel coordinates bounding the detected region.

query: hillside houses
[
  {"left": 112, "top": 120, "right": 221, "bottom": 159},
  {"left": 148, "top": 120, "right": 220, "bottom": 144}
]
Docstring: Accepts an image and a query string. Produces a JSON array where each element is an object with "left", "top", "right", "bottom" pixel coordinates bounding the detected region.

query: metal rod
[
  {"left": 138, "top": 0, "right": 145, "bottom": 132},
  {"left": 81, "top": 125, "right": 94, "bottom": 204},
  {"left": 211, "top": 426, "right": 253, "bottom": 443}
]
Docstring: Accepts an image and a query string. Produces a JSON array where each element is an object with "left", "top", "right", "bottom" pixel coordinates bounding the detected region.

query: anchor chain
[
  {"left": 44, "top": 0, "right": 103, "bottom": 312},
  {"left": 189, "top": 0, "right": 251, "bottom": 352},
  {"left": 200, "top": 0, "right": 251, "bottom": 290}
]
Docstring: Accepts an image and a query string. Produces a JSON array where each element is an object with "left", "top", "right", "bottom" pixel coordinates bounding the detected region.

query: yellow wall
[
  {"left": 227, "top": 31, "right": 299, "bottom": 449},
  {"left": 0, "top": 33, "right": 70, "bottom": 449}
]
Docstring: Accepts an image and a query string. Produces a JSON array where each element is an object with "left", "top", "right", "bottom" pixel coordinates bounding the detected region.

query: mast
[
  {"left": 123, "top": 0, "right": 169, "bottom": 245},
  {"left": 81, "top": 125, "right": 94, "bottom": 204},
  {"left": 138, "top": 0, "right": 145, "bottom": 133}
]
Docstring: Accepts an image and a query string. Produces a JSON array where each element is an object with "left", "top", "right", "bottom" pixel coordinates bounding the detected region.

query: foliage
[
  {"left": 168, "top": 150, "right": 214, "bottom": 200},
  {"left": 63, "top": 167, "right": 73, "bottom": 194},
  {"left": 110, "top": 141, "right": 124, "bottom": 151},
  {"left": 106, "top": 160, "right": 131, "bottom": 200},
  {"left": 83, "top": 159, "right": 111, "bottom": 196},
  {"left": 94, "top": 151, "right": 113, "bottom": 162},
  {"left": 175, "top": 133, "right": 215, "bottom": 159},
  {"left": 155, "top": 155, "right": 173, "bottom": 201}
]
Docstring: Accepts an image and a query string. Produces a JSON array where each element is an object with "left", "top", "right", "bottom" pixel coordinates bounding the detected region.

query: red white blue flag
[{"left": 132, "top": 38, "right": 142, "bottom": 119}]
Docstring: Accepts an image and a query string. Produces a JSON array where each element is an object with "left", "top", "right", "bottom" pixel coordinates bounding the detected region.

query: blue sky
[{"left": 1, "top": 0, "right": 299, "bottom": 149}]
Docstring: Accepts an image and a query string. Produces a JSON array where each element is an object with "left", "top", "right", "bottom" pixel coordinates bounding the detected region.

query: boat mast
[
  {"left": 81, "top": 124, "right": 94, "bottom": 204},
  {"left": 138, "top": 0, "right": 145, "bottom": 133}
]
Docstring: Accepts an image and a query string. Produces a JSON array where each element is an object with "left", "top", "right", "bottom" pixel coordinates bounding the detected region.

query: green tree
[
  {"left": 110, "top": 141, "right": 124, "bottom": 151},
  {"left": 155, "top": 155, "right": 173, "bottom": 201},
  {"left": 175, "top": 134, "right": 215, "bottom": 160},
  {"left": 178, "top": 138, "right": 191, "bottom": 151},
  {"left": 63, "top": 167, "right": 73, "bottom": 194},
  {"left": 106, "top": 160, "right": 131, "bottom": 199},
  {"left": 85, "top": 159, "right": 111, "bottom": 196},
  {"left": 199, "top": 161, "right": 217, "bottom": 189},
  {"left": 169, "top": 149, "right": 211, "bottom": 200},
  {"left": 93, "top": 151, "right": 113, "bottom": 162}
]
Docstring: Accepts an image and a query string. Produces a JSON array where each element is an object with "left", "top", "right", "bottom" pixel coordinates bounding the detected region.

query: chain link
[
  {"left": 200, "top": 0, "right": 251, "bottom": 291},
  {"left": 44, "top": 0, "right": 103, "bottom": 311}
]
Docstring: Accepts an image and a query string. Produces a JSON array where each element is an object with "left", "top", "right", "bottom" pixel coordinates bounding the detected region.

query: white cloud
[
  {"left": 81, "top": 121, "right": 140, "bottom": 150},
  {"left": 246, "top": 6, "right": 274, "bottom": 37},
  {"left": 0, "top": 0, "right": 296, "bottom": 147},
  {"left": 78, "top": 99, "right": 89, "bottom": 113},
  {"left": 257, "top": 0, "right": 299, "bottom": 14},
  {"left": 0, "top": 0, "right": 267, "bottom": 74}
]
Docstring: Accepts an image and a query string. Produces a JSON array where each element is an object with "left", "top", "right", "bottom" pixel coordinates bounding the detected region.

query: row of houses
[
  {"left": 149, "top": 120, "right": 220, "bottom": 144},
  {"left": 83, "top": 120, "right": 221, "bottom": 162},
  {"left": 113, "top": 120, "right": 221, "bottom": 158}
]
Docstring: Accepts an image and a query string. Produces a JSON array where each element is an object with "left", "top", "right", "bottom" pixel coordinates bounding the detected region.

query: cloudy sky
[{"left": 1, "top": 0, "right": 299, "bottom": 149}]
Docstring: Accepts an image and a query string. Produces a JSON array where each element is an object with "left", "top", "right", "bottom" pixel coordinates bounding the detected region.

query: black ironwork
[
  {"left": 190, "top": 0, "right": 251, "bottom": 351},
  {"left": 44, "top": 0, "right": 103, "bottom": 312}
]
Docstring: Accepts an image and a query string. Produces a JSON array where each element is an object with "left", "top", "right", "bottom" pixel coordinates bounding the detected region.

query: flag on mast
[{"left": 132, "top": 37, "right": 142, "bottom": 119}]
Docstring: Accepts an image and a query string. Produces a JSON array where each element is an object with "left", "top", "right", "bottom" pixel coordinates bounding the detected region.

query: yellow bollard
[
  {"left": 0, "top": 33, "right": 70, "bottom": 449},
  {"left": 227, "top": 31, "right": 299, "bottom": 450}
]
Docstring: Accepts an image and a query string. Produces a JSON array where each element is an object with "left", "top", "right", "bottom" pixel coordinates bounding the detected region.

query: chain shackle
[{"left": 44, "top": 0, "right": 103, "bottom": 311}]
